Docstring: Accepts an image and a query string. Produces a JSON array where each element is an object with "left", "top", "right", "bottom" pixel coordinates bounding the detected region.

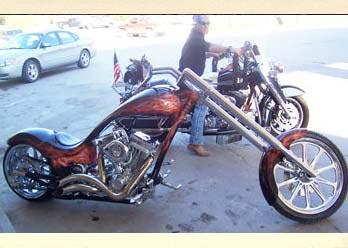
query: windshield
[{"left": 1, "top": 33, "right": 44, "bottom": 49}]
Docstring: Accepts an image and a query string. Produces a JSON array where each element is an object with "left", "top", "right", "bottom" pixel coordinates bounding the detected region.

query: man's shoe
[{"left": 187, "top": 144, "right": 210, "bottom": 157}]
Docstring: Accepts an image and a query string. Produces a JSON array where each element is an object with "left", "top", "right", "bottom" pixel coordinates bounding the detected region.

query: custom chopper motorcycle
[
  {"left": 115, "top": 44, "right": 309, "bottom": 140},
  {"left": 3, "top": 42, "right": 347, "bottom": 222}
]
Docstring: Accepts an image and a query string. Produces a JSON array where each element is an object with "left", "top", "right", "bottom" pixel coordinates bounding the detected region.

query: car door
[
  {"left": 56, "top": 31, "right": 81, "bottom": 64},
  {"left": 38, "top": 32, "right": 64, "bottom": 70}
]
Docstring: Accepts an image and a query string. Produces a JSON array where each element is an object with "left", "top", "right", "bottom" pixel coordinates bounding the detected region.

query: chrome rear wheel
[{"left": 3, "top": 144, "right": 52, "bottom": 201}]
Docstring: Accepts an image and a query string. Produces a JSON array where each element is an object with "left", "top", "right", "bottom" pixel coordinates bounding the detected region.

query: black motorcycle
[
  {"left": 210, "top": 43, "right": 309, "bottom": 136},
  {"left": 113, "top": 42, "right": 309, "bottom": 140}
]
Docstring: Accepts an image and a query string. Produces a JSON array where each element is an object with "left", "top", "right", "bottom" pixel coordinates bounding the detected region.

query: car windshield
[{"left": 1, "top": 33, "right": 44, "bottom": 49}]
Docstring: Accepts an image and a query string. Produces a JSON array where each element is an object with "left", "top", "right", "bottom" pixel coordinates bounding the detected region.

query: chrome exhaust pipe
[
  {"left": 58, "top": 156, "right": 154, "bottom": 201},
  {"left": 61, "top": 184, "right": 99, "bottom": 195}
]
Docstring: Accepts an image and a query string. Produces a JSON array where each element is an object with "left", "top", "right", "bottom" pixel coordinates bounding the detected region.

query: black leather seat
[{"left": 55, "top": 132, "right": 81, "bottom": 146}]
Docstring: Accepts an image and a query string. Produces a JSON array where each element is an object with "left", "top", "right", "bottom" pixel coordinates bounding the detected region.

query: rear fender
[
  {"left": 7, "top": 128, "right": 96, "bottom": 170},
  {"left": 7, "top": 128, "right": 57, "bottom": 147}
]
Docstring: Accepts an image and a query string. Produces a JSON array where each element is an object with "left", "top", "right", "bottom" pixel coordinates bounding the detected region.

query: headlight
[{"left": 0, "top": 58, "right": 17, "bottom": 67}]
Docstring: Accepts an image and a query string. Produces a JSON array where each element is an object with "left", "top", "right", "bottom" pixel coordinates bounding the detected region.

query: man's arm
[
  {"left": 206, "top": 52, "right": 219, "bottom": 58},
  {"left": 208, "top": 43, "right": 241, "bottom": 55}
]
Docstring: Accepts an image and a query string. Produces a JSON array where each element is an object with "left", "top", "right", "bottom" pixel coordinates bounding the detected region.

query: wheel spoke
[
  {"left": 315, "top": 176, "right": 337, "bottom": 189},
  {"left": 277, "top": 177, "right": 299, "bottom": 188},
  {"left": 301, "top": 143, "right": 307, "bottom": 164},
  {"left": 309, "top": 148, "right": 324, "bottom": 168},
  {"left": 290, "top": 182, "right": 302, "bottom": 203},
  {"left": 305, "top": 185, "right": 311, "bottom": 209},
  {"left": 316, "top": 163, "right": 335, "bottom": 175},
  {"left": 311, "top": 183, "right": 326, "bottom": 203}
]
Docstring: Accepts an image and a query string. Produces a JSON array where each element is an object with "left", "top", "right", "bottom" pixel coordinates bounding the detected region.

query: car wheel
[
  {"left": 22, "top": 59, "right": 40, "bottom": 83},
  {"left": 78, "top": 49, "right": 90, "bottom": 68}
]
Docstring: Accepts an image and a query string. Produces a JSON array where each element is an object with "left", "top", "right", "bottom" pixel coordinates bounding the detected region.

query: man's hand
[
  {"left": 206, "top": 52, "right": 220, "bottom": 59},
  {"left": 226, "top": 46, "right": 244, "bottom": 56}
]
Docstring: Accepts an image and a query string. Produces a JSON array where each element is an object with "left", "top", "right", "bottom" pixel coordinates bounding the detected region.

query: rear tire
[
  {"left": 3, "top": 144, "right": 52, "bottom": 201},
  {"left": 78, "top": 49, "right": 90, "bottom": 68},
  {"left": 22, "top": 59, "right": 40, "bottom": 83}
]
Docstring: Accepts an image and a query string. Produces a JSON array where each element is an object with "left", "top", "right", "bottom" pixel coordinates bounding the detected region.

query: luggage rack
[
  {"left": 111, "top": 67, "right": 182, "bottom": 99},
  {"left": 112, "top": 80, "right": 127, "bottom": 99}
]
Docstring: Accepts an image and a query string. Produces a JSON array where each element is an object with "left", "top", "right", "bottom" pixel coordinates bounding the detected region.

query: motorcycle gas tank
[
  {"left": 116, "top": 86, "right": 182, "bottom": 118},
  {"left": 86, "top": 87, "right": 198, "bottom": 143}
]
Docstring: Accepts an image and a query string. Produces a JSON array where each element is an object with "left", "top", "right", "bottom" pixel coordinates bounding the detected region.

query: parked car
[
  {"left": 118, "top": 17, "right": 163, "bottom": 37},
  {"left": 0, "top": 30, "right": 96, "bottom": 83}
]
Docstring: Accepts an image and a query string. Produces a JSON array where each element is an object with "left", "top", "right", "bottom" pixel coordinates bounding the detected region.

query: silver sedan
[{"left": 0, "top": 30, "right": 96, "bottom": 83}]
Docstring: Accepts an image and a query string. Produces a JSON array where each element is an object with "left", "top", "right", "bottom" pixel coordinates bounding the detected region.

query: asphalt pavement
[{"left": 1, "top": 25, "right": 348, "bottom": 232}]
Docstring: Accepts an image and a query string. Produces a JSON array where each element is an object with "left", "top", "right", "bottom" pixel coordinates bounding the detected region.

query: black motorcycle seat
[{"left": 55, "top": 132, "right": 81, "bottom": 146}]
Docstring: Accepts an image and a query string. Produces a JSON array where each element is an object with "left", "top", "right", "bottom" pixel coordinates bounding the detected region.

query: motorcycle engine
[{"left": 99, "top": 127, "right": 157, "bottom": 193}]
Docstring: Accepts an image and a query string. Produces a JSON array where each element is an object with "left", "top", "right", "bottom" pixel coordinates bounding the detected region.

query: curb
[{"left": 0, "top": 208, "right": 15, "bottom": 233}]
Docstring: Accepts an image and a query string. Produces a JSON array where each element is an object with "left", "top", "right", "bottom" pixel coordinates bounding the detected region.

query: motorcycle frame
[{"left": 115, "top": 66, "right": 315, "bottom": 179}]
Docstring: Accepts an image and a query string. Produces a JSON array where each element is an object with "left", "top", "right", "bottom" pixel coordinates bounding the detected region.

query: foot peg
[
  {"left": 159, "top": 169, "right": 182, "bottom": 190},
  {"left": 162, "top": 159, "right": 175, "bottom": 166},
  {"left": 160, "top": 180, "right": 182, "bottom": 190}
]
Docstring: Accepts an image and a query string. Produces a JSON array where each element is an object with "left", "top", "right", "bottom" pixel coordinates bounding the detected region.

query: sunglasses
[{"left": 199, "top": 21, "right": 210, "bottom": 26}]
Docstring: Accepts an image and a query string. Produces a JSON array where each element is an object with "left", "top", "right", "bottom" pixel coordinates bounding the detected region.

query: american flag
[{"left": 113, "top": 51, "right": 121, "bottom": 85}]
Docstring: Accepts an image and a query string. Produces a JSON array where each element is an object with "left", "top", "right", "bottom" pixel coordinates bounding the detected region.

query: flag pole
[{"left": 112, "top": 50, "right": 125, "bottom": 98}]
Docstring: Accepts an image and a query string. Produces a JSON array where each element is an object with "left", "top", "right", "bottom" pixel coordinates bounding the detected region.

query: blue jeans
[{"left": 189, "top": 103, "right": 208, "bottom": 145}]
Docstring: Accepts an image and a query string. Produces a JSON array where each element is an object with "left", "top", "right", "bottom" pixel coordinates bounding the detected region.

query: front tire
[
  {"left": 260, "top": 130, "right": 347, "bottom": 222},
  {"left": 78, "top": 49, "right": 90, "bottom": 68},
  {"left": 3, "top": 144, "right": 52, "bottom": 201},
  {"left": 22, "top": 59, "right": 40, "bottom": 83},
  {"left": 270, "top": 96, "right": 309, "bottom": 136}
]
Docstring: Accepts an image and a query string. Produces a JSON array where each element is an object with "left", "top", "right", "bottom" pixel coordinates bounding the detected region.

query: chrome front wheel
[
  {"left": 3, "top": 144, "right": 52, "bottom": 201},
  {"left": 260, "top": 130, "right": 347, "bottom": 222},
  {"left": 270, "top": 96, "right": 309, "bottom": 135}
]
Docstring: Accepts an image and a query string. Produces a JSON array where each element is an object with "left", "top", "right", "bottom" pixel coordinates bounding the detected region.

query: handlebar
[{"left": 212, "top": 51, "right": 233, "bottom": 72}]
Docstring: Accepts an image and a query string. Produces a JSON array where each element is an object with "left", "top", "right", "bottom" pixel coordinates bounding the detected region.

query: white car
[{"left": 0, "top": 30, "right": 96, "bottom": 83}]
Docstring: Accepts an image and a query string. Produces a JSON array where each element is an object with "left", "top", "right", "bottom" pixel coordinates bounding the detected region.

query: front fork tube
[
  {"left": 203, "top": 96, "right": 315, "bottom": 177},
  {"left": 267, "top": 83, "right": 291, "bottom": 118},
  {"left": 189, "top": 65, "right": 316, "bottom": 177}
]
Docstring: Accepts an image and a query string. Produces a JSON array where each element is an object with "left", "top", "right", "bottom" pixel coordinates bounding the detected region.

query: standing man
[{"left": 179, "top": 15, "right": 240, "bottom": 157}]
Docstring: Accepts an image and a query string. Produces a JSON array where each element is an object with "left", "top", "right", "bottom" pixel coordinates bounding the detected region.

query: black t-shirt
[{"left": 179, "top": 29, "right": 210, "bottom": 77}]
